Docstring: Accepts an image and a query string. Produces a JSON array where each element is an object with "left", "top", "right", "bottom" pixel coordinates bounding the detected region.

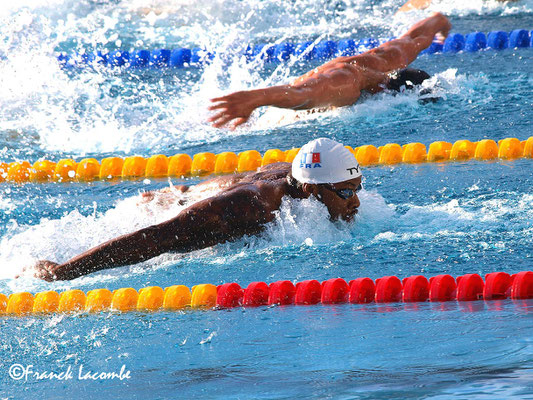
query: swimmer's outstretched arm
[
  {"left": 208, "top": 67, "right": 362, "bottom": 129},
  {"left": 33, "top": 187, "right": 277, "bottom": 281}
]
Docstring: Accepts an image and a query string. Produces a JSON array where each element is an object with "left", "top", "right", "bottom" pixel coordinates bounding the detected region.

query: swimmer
[
  {"left": 209, "top": 12, "right": 451, "bottom": 129},
  {"left": 398, "top": 0, "right": 518, "bottom": 13},
  {"left": 30, "top": 138, "right": 363, "bottom": 281}
]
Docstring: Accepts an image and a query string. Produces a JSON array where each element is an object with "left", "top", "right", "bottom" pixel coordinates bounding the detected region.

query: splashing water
[{"left": 0, "top": 0, "right": 531, "bottom": 157}]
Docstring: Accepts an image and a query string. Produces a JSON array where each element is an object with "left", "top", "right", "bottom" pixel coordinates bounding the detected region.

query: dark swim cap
[
  {"left": 387, "top": 68, "right": 430, "bottom": 91},
  {"left": 386, "top": 68, "right": 439, "bottom": 103}
]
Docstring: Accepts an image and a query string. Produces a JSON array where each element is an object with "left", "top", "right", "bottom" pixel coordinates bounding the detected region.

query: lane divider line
[
  {"left": 1, "top": 136, "right": 531, "bottom": 184},
  {"left": 57, "top": 29, "right": 533, "bottom": 69},
  {"left": 2, "top": 271, "right": 532, "bottom": 315}
]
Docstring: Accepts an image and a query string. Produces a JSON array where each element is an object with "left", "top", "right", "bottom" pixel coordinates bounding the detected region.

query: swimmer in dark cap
[
  {"left": 29, "top": 138, "right": 363, "bottom": 281},
  {"left": 209, "top": 12, "right": 450, "bottom": 129}
]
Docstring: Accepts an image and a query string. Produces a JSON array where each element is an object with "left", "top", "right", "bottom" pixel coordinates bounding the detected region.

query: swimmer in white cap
[
  {"left": 209, "top": 12, "right": 451, "bottom": 128},
  {"left": 29, "top": 138, "right": 363, "bottom": 281}
]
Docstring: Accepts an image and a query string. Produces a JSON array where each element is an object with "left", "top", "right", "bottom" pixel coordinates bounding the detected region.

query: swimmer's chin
[{"left": 330, "top": 210, "right": 358, "bottom": 223}]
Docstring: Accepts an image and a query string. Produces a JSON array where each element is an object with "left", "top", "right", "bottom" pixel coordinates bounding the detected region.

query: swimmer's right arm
[
  {"left": 33, "top": 187, "right": 275, "bottom": 281},
  {"left": 209, "top": 68, "right": 361, "bottom": 129}
]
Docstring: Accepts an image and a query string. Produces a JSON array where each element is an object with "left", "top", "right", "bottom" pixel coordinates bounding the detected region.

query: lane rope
[
  {"left": 57, "top": 29, "right": 533, "bottom": 69},
  {"left": 3, "top": 271, "right": 532, "bottom": 315},
  {"left": 1, "top": 136, "right": 532, "bottom": 184}
]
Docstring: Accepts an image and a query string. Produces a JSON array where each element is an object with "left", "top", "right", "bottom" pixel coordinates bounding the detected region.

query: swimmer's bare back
[
  {"left": 209, "top": 12, "right": 451, "bottom": 129},
  {"left": 141, "top": 163, "right": 291, "bottom": 204},
  {"left": 31, "top": 163, "right": 293, "bottom": 281}
]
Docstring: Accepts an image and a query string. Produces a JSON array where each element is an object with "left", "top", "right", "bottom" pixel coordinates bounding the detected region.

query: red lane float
[
  {"left": 402, "top": 275, "right": 429, "bottom": 302},
  {"left": 295, "top": 280, "right": 322, "bottom": 305},
  {"left": 213, "top": 271, "right": 533, "bottom": 310},
  {"left": 217, "top": 283, "right": 244, "bottom": 308},
  {"left": 429, "top": 274, "right": 457, "bottom": 301},
  {"left": 321, "top": 278, "right": 349, "bottom": 304},
  {"left": 348, "top": 278, "right": 375, "bottom": 304},
  {"left": 375, "top": 276, "right": 402, "bottom": 303},
  {"left": 243, "top": 282, "right": 269, "bottom": 306},
  {"left": 484, "top": 272, "right": 512, "bottom": 300},
  {"left": 511, "top": 271, "right": 533, "bottom": 299},
  {"left": 268, "top": 280, "right": 295, "bottom": 305},
  {"left": 456, "top": 274, "right": 484, "bottom": 301}
]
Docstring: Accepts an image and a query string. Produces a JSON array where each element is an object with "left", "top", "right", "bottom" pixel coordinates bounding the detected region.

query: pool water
[{"left": 0, "top": 0, "right": 532, "bottom": 398}]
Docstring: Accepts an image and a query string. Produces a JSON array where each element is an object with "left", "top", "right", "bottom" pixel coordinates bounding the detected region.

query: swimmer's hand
[
  {"left": 432, "top": 12, "right": 451, "bottom": 44},
  {"left": 31, "top": 260, "right": 60, "bottom": 281},
  {"left": 208, "top": 90, "right": 260, "bottom": 129},
  {"left": 139, "top": 185, "right": 189, "bottom": 206}
]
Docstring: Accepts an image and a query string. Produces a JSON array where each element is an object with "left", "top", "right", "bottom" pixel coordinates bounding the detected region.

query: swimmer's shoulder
[
  {"left": 234, "top": 162, "right": 291, "bottom": 185},
  {"left": 255, "top": 162, "right": 291, "bottom": 178},
  {"left": 258, "top": 162, "right": 291, "bottom": 172}
]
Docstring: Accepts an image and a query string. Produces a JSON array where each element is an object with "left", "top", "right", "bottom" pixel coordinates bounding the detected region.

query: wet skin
[
  {"left": 27, "top": 163, "right": 361, "bottom": 281},
  {"left": 209, "top": 12, "right": 451, "bottom": 129}
]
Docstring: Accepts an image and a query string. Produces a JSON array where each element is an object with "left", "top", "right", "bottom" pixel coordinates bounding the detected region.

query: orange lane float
[
  {"left": 214, "top": 152, "right": 238, "bottom": 174},
  {"left": 168, "top": 154, "right": 193, "bottom": 177},
  {"left": 54, "top": 159, "right": 77, "bottom": 182},
  {"left": 262, "top": 149, "right": 286, "bottom": 166},
  {"left": 427, "top": 141, "right": 452, "bottom": 162},
  {"left": 76, "top": 158, "right": 101, "bottom": 181},
  {"left": 145, "top": 155, "right": 169, "bottom": 178},
  {"left": 122, "top": 156, "right": 147, "bottom": 178},
  {"left": 191, "top": 152, "right": 216, "bottom": 176},
  {"left": 99, "top": 157, "right": 124, "bottom": 179},
  {"left": 31, "top": 160, "right": 56, "bottom": 182}
]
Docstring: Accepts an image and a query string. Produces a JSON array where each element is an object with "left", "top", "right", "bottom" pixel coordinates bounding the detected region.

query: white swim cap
[{"left": 291, "top": 138, "right": 362, "bottom": 184}]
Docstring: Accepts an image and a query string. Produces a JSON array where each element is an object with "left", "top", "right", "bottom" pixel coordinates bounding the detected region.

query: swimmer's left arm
[{"left": 33, "top": 187, "right": 276, "bottom": 280}]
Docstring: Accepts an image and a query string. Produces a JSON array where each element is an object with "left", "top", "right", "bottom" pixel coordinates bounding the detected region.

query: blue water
[{"left": 0, "top": 0, "right": 532, "bottom": 398}]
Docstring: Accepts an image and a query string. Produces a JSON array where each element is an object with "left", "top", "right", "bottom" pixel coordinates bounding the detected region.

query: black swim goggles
[{"left": 321, "top": 183, "right": 363, "bottom": 200}]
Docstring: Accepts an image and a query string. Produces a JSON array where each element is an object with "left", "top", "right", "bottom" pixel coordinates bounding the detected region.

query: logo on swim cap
[
  {"left": 299, "top": 152, "right": 322, "bottom": 169},
  {"left": 291, "top": 138, "right": 362, "bottom": 184}
]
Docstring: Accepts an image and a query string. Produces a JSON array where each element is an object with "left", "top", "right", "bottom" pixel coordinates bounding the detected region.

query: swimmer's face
[{"left": 313, "top": 177, "right": 362, "bottom": 222}]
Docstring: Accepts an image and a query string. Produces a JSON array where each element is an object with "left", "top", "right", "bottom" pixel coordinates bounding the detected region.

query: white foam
[
  {"left": 392, "top": 0, "right": 533, "bottom": 24},
  {"left": 372, "top": 192, "right": 533, "bottom": 244},
  {"left": 0, "top": 193, "right": 16, "bottom": 213}
]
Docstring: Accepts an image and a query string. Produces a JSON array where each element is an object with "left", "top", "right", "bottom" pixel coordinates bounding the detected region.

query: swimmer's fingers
[
  {"left": 207, "top": 109, "right": 229, "bottom": 123},
  {"left": 14, "top": 264, "right": 33, "bottom": 280},
  {"left": 210, "top": 95, "right": 229, "bottom": 103},
  {"left": 434, "top": 33, "right": 446, "bottom": 44},
  {"left": 208, "top": 108, "right": 239, "bottom": 128},
  {"left": 231, "top": 117, "right": 248, "bottom": 130},
  {"left": 208, "top": 102, "right": 229, "bottom": 111},
  {"left": 211, "top": 114, "right": 237, "bottom": 129}
]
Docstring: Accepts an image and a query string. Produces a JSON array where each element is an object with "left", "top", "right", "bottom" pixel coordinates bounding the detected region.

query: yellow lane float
[{"left": 2, "top": 136, "right": 532, "bottom": 184}]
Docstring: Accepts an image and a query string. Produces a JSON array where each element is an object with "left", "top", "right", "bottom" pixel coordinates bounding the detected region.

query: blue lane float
[
  {"left": 465, "top": 32, "right": 487, "bottom": 52},
  {"left": 509, "top": 29, "right": 530, "bottom": 48},
  {"left": 487, "top": 31, "right": 509, "bottom": 49},
  {"left": 443, "top": 33, "right": 465, "bottom": 53},
  {"left": 58, "top": 29, "right": 532, "bottom": 69}
]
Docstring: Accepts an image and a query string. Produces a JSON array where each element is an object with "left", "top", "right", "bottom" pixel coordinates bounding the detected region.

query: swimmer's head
[
  {"left": 291, "top": 138, "right": 362, "bottom": 184},
  {"left": 291, "top": 138, "right": 362, "bottom": 221},
  {"left": 386, "top": 68, "right": 440, "bottom": 104}
]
